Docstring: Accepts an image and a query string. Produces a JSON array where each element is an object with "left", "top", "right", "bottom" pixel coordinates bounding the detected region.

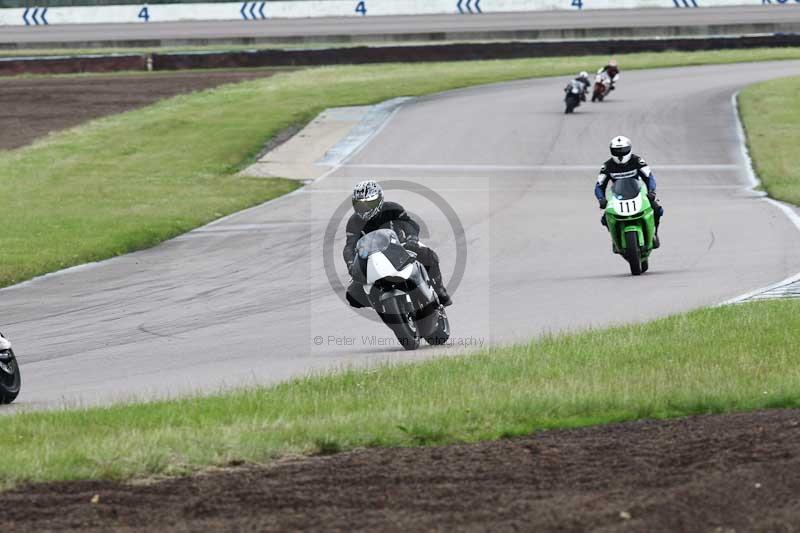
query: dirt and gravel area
[
  {"left": 0, "top": 69, "right": 287, "bottom": 151},
  {"left": 2, "top": 408, "right": 799, "bottom": 531}
]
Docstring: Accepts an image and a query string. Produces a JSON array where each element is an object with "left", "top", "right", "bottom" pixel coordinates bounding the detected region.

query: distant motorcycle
[
  {"left": 352, "top": 228, "right": 450, "bottom": 350},
  {"left": 603, "top": 178, "right": 657, "bottom": 275},
  {"left": 592, "top": 69, "right": 620, "bottom": 102},
  {"left": 0, "top": 333, "right": 21, "bottom": 404},
  {"left": 564, "top": 80, "right": 585, "bottom": 114},
  {"left": 592, "top": 71, "right": 613, "bottom": 102}
]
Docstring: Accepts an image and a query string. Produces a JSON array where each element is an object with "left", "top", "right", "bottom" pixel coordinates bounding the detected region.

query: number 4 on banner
[
  {"left": 355, "top": 1, "right": 367, "bottom": 15},
  {"left": 138, "top": 6, "right": 150, "bottom": 21},
  {"left": 571, "top": 0, "right": 583, "bottom": 8}
]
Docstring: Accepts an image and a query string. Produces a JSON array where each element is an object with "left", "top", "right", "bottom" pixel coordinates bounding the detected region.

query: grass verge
[
  {"left": 739, "top": 75, "right": 800, "bottom": 205},
  {"left": 3, "top": 299, "right": 799, "bottom": 487},
  {"left": 2, "top": 47, "right": 800, "bottom": 287}
]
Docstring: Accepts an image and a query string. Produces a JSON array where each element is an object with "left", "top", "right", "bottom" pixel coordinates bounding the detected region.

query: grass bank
[
  {"left": 2, "top": 299, "right": 799, "bottom": 487},
  {"left": 739, "top": 75, "right": 800, "bottom": 205},
  {"left": 2, "top": 47, "right": 800, "bottom": 287}
]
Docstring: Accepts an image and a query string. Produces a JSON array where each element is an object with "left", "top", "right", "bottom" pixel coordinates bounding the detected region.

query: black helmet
[{"left": 352, "top": 180, "right": 384, "bottom": 221}]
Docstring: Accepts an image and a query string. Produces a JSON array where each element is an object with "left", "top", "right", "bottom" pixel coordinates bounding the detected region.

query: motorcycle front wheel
[
  {"left": 0, "top": 348, "right": 21, "bottom": 404},
  {"left": 380, "top": 298, "right": 420, "bottom": 351},
  {"left": 625, "top": 232, "right": 643, "bottom": 276}
]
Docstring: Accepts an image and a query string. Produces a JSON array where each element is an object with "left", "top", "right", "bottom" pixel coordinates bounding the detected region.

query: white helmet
[
  {"left": 579, "top": 71, "right": 589, "bottom": 79},
  {"left": 352, "top": 180, "right": 384, "bottom": 221},
  {"left": 610, "top": 135, "right": 632, "bottom": 164}
]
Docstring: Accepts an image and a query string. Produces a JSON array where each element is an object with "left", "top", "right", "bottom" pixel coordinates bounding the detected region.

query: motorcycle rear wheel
[
  {"left": 425, "top": 307, "right": 451, "bottom": 346},
  {"left": 0, "top": 349, "right": 21, "bottom": 404},
  {"left": 626, "top": 232, "right": 643, "bottom": 276}
]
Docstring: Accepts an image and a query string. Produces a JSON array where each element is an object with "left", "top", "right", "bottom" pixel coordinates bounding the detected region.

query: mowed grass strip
[
  {"left": 739, "top": 75, "right": 800, "bottom": 205},
  {"left": 2, "top": 299, "right": 799, "bottom": 487},
  {"left": 2, "top": 47, "right": 800, "bottom": 287}
]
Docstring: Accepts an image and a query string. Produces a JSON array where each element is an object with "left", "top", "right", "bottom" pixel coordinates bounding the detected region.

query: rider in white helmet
[
  {"left": 595, "top": 136, "right": 663, "bottom": 247},
  {"left": 575, "top": 71, "right": 591, "bottom": 100},
  {"left": 343, "top": 180, "right": 452, "bottom": 308}
]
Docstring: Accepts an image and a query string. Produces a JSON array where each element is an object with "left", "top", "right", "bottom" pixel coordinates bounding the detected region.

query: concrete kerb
[{"left": 720, "top": 90, "right": 800, "bottom": 305}]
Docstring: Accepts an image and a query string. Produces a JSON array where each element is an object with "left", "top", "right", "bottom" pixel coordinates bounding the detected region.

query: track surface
[
  {"left": 2, "top": 6, "right": 799, "bottom": 45},
  {"left": 6, "top": 408, "right": 800, "bottom": 531},
  {"left": 2, "top": 60, "right": 800, "bottom": 410}
]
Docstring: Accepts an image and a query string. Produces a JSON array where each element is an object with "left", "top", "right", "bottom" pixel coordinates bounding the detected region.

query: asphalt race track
[
  {"left": 2, "top": 6, "right": 799, "bottom": 45},
  {"left": 2, "top": 60, "right": 799, "bottom": 410}
]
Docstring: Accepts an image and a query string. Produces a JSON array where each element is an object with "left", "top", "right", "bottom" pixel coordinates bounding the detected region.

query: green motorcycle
[{"left": 604, "top": 178, "right": 656, "bottom": 276}]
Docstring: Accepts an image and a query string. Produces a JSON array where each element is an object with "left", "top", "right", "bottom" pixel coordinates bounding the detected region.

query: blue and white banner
[{"left": 0, "top": 0, "right": 796, "bottom": 27}]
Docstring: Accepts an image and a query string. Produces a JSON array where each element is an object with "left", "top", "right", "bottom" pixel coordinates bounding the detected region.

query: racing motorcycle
[
  {"left": 0, "top": 333, "right": 21, "bottom": 404},
  {"left": 591, "top": 71, "right": 612, "bottom": 102},
  {"left": 603, "top": 178, "right": 657, "bottom": 275},
  {"left": 352, "top": 228, "right": 450, "bottom": 350},
  {"left": 564, "top": 80, "right": 585, "bottom": 114}
]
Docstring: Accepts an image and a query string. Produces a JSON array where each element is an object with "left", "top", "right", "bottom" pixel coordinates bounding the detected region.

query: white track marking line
[
  {"left": 721, "top": 91, "right": 800, "bottom": 305},
  {"left": 339, "top": 163, "right": 740, "bottom": 171}
]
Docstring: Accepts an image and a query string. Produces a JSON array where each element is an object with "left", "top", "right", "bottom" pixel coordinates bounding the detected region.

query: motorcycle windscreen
[
  {"left": 611, "top": 178, "right": 641, "bottom": 200},
  {"left": 356, "top": 228, "right": 397, "bottom": 259}
]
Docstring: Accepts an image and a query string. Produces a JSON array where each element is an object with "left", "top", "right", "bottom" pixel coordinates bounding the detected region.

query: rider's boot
[{"left": 427, "top": 263, "right": 452, "bottom": 307}]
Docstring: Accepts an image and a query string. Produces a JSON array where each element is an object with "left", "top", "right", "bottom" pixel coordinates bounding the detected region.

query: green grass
[
  {"left": 739, "top": 76, "right": 800, "bottom": 205},
  {"left": 3, "top": 299, "right": 799, "bottom": 487},
  {"left": 2, "top": 48, "right": 800, "bottom": 487},
  {"left": 3, "top": 47, "right": 800, "bottom": 286}
]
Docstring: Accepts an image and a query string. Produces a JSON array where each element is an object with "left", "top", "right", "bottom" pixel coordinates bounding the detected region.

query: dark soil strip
[
  {"left": 3, "top": 409, "right": 800, "bottom": 531},
  {"left": 0, "top": 69, "right": 286, "bottom": 151}
]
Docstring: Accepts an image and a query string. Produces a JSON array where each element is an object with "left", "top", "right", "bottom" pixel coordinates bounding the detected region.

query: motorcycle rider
[
  {"left": 595, "top": 136, "right": 663, "bottom": 248},
  {"left": 343, "top": 180, "right": 452, "bottom": 308},
  {"left": 597, "top": 59, "right": 620, "bottom": 91},
  {"left": 565, "top": 71, "right": 591, "bottom": 102}
]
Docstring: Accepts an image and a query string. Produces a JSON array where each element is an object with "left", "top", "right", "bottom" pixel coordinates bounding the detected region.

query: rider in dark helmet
[
  {"left": 343, "top": 180, "right": 452, "bottom": 308},
  {"left": 595, "top": 135, "right": 663, "bottom": 248},
  {"left": 598, "top": 59, "right": 620, "bottom": 90}
]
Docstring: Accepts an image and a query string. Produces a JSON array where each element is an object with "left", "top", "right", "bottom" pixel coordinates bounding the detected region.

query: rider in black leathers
[
  {"left": 595, "top": 136, "right": 663, "bottom": 247},
  {"left": 343, "top": 180, "right": 452, "bottom": 308}
]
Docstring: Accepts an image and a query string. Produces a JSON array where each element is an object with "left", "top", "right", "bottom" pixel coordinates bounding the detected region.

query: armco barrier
[
  {"left": 149, "top": 33, "right": 800, "bottom": 70},
  {"left": 1, "top": 0, "right": 799, "bottom": 27},
  {"left": 2, "top": 33, "right": 800, "bottom": 76}
]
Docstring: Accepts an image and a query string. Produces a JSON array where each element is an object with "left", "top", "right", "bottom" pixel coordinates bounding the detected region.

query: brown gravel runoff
[
  {"left": 2, "top": 409, "right": 800, "bottom": 531},
  {"left": 0, "top": 69, "right": 287, "bottom": 152}
]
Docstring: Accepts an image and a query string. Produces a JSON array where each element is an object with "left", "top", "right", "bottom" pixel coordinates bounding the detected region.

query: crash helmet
[
  {"left": 608, "top": 58, "right": 618, "bottom": 67},
  {"left": 579, "top": 71, "right": 589, "bottom": 80},
  {"left": 609, "top": 136, "right": 633, "bottom": 164},
  {"left": 352, "top": 180, "right": 384, "bottom": 221}
]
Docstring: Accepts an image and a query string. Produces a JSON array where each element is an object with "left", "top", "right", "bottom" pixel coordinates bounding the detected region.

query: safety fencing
[{"left": 1, "top": 0, "right": 797, "bottom": 27}]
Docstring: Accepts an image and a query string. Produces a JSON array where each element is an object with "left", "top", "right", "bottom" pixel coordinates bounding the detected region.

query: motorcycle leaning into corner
[
  {"left": 564, "top": 80, "right": 585, "bottom": 114},
  {"left": 351, "top": 228, "right": 450, "bottom": 350},
  {"left": 603, "top": 178, "right": 657, "bottom": 276},
  {"left": 0, "top": 333, "right": 21, "bottom": 404},
  {"left": 592, "top": 71, "right": 613, "bottom": 102}
]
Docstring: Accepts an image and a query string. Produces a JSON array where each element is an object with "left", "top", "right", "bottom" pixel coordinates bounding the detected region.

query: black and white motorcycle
[
  {"left": 0, "top": 333, "right": 20, "bottom": 404},
  {"left": 352, "top": 228, "right": 450, "bottom": 350},
  {"left": 564, "top": 79, "right": 585, "bottom": 114}
]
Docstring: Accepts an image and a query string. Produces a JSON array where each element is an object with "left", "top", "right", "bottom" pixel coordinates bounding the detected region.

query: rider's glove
[
  {"left": 347, "top": 261, "right": 357, "bottom": 276},
  {"left": 647, "top": 191, "right": 657, "bottom": 203},
  {"left": 598, "top": 198, "right": 608, "bottom": 209},
  {"left": 404, "top": 234, "right": 420, "bottom": 251}
]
